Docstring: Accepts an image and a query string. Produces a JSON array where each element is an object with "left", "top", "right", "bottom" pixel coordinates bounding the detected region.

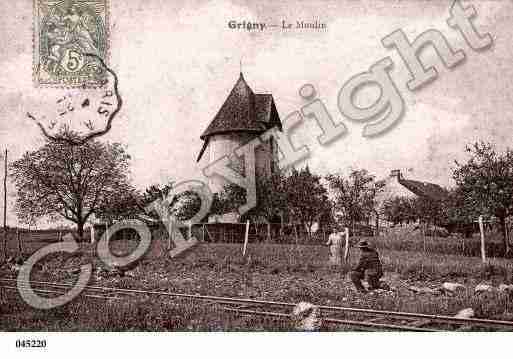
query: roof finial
[{"left": 240, "top": 58, "right": 243, "bottom": 77}]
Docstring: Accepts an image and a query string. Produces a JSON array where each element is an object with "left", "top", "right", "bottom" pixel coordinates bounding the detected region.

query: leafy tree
[
  {"left": 138, "top": 181, "right": 205, "bottom": 222},
  {"left": 413, "top": 196, "right": 443, "bottom": 227},
  {"left": 284, "top": 166, "right": 331, "bottom": 238},
  {"left": 95, "top": 188, "right": 142, "bottom": 222},
  {"left": 453, "top": 142, "right": 513, "bottom": 255},
  {"left": 10, "top": 136, "right": 133, "bottom": 239},
  {"left": 171, "top": 190, "right": 203, "bottom": 222},
  {"left": 326, "top": 169, "right": 385, "bottom": 233},
  {"left": 255, "top": 173, "right": 288, "bottom": 221},
  {"left": 96, "top": 179, "right": 208, "bottom": 234},
  {"left": 382, "top": 196, "right": 416, "bottom": 225},
  {"left": 440, "top": 188, "right": 477, "bottom": 237},
  {"left": 211, "top": 183, "right": 245, "bottom": 217},
  {"left": 142, "top": 182, "right": 174, "bottom": 205},
  {"left": 211, "top": 173, "right": 287, "bottom": 222},
  {"left": 212, "top": 167, "right": 330, "bottom": 239}
]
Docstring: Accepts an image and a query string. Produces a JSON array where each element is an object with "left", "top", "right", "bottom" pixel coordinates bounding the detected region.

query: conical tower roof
[
  {"left": 197, "top": 73, "right": 283, "bottom": 162},
  {"left": 200, "top": 73, "right": 281, "bottom": 140}
]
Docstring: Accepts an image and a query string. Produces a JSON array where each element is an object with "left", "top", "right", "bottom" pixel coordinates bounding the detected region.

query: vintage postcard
[{"left": 1, "top": 0, "right": 513, "bottom": 357}]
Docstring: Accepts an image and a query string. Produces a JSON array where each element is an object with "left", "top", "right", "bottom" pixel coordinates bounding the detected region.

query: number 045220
[{"left": 15, "top": 339, "right": 47, "bottom": 348}]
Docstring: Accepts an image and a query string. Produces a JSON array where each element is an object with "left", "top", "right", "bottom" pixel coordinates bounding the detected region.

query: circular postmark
[{"left": 27, "top": 53, "right": 122, "bottom": 146}]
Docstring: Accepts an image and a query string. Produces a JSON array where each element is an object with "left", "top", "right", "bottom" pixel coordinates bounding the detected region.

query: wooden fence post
[
  {"left": 343, "top": 227, "right": 350, "bottom": 262},
  {"left": 478, "top": 215, "right": 486, "bottom": 264},
  {"left": 2, "top": 228, "right": 6, "bottom": 262},
  {"left": 90, "top": 225, "right": 95, "bottom": 244},
  {"left": 166, "top": 220, "right": 172, "bottom": 250},
  {"left": 293, "top": 224, "right": 300, "bottom": 246},
  {"left": 243, "top": 220, "right": 250, "bottom": 257}
]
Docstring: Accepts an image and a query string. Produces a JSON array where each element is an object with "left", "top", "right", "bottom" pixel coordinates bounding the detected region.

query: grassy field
[
  {"left": 2, "top": 237, "right": 513, "bottom": 331},
  {"left": 2, "top": 226, "right": 508, "bottom": 260},
  {"left": 373, "top": 231, "right": 507, "bottom": 258}
]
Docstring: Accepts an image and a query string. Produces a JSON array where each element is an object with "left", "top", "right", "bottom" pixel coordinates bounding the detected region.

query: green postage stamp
[{"left": 33, "top": 0, "right": 109, "bottom": 87}]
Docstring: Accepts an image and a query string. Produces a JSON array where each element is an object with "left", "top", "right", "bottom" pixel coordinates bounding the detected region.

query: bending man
[{"left": 349, "top": 240, "right": 384, "bottom": 292}]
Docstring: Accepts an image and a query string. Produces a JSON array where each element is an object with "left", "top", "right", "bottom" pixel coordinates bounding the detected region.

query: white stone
[
  {"left": 474, "top": 284, "right": 494, "bottom": 293},
  {"left": 454, "top": 308, "right": 475, "bottom": 319},
  {"left": 498, "top": 284, "right": 513, "bottom": 292},
  {"left": 292, "top": 302, "right": 322, "bottom": 331},
  {"left": 441, "top": 282, "right": 466, "bottom": 292},
  {"left": 408, "top": 286, "right": 440, "bottom": 295}
]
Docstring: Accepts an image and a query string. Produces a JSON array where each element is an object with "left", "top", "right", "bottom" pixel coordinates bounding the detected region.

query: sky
[{"left": 1, "top": 0, "right": 512, "bottom": 226}]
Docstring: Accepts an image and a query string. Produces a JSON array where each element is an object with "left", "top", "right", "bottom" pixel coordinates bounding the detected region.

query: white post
[
  {"left": 343, "top": 227, "right": 350, "bottom": 262},
  {"left": 166, "top": 218, "right": 172, "bottom": 250},
  {"left": 478, "top": 215, "right": 486, "bottom": 263},
  {"left": 188, "top": 223, "right": 192, "bottom": 241},
  {"left": 242, "top": 220, "right": 250, "bottom": 257},
  {"left": 90, "top": 224, "right": 95, "bottom": 244}
]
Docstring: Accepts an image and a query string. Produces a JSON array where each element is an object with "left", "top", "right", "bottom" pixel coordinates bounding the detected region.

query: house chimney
[{"left": 390, "top": 169, "right": 402, "bottom": 180}]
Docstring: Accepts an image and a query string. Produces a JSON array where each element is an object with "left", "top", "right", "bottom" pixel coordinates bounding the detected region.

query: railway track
[{"left": 2, "top": 277, "right": 513, "bottom": 331}]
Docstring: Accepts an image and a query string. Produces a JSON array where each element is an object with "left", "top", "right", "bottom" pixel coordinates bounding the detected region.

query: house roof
[
  {"left": 199, "top": 73, "right": 282, "bottom": 141},
  {"left": 398, "top": 178, "right": 448, "bottom": 201}
]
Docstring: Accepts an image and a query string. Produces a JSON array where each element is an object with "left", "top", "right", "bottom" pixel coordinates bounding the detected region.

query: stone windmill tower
[{"left": 197, "top": 73, "right": 283, "bottom": 194}]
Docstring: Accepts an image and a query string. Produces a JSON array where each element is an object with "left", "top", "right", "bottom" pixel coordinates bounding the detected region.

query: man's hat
[{"left": 356, "top": 240, "right": 371, "bottom": 248}]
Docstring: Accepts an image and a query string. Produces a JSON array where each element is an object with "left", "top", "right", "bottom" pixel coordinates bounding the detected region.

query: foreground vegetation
[{"left": 2, "top": 241, "right": 513, "bottom": 331}]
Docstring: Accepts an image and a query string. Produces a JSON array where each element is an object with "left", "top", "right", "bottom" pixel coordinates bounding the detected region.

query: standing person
[
  {"left": 326, "top": 226, "right": 344, "bottom": 265},
  {"left": 349, "top": 240, "right": 384, "bottom": 292}
]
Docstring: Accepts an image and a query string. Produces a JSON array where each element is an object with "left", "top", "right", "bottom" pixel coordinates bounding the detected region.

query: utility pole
[{"left": 2, "top": 149, "right": 7, "bottom": 262}]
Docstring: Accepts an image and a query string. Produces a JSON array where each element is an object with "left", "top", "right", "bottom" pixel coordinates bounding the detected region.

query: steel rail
[
  {"left": 2, "top": 277, "right": 513, "bottom": 330},
  {"left": 1, "top": 283, "right": 428, "bottom": 332},
  {"left": 221, "top": 307, "right": 438, "bottom": 332},
  {"left": 0, "top": 285, "right": 121, "bottom": 301}
]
